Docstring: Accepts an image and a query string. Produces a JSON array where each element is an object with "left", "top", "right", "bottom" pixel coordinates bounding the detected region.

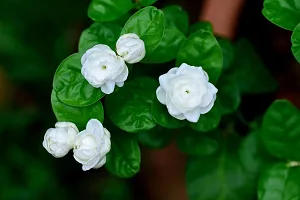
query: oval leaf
[
  {"left": 138, "top": 0, "right": 157, "bottom": 6},
  {"left": 262, "top": 0, "right": 300, "bottom": 31},
  {"left": 261, "top": 99, "right": 300, "bottom": 160},
  {"left": 162, "top": 5, "right": 189, "bottom": 34},
  {"left": 105, "top": 77, "right": 158, "bottom": 133},
  {"left": 121, "top": 6, "right": 165, "bottom": 55},
  {"left": 88, "top": 0, "right": 133, "bottom": 22},
  {"left": 106, "top": 134, "right": 141, "bottom": 178},
  {"left": 217, "top": 37, "right": 235, "bottom": 70},
  {"left": 291, "top": 23, "right": 300, "bottom": 63},
  {"left": 78, "top": 22, "right": 122, "bottom": 52},
  {"left": 53, "top": 53, "right": 104, "bottom": 107},
  {"left": 188, "top": 21, "right": 213, "bottom": 36},
  {"left": 176, "top": 30, "right": 223, "bottom": 84},
  {"left": 51, "top": 90, "right": 104, "bottom": 130}
]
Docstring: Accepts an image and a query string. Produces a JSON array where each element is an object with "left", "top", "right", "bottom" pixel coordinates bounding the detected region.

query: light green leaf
[
  {"left": 106, "top": 134, "right": 141, "bottom": 178},
  {"left": 188, "top": 21, "right": 213, "bottom": 36},
  {"left": 121, "top": 6, "right": 165, "bottom": 55},
  {"left": 138, "top": 0, "right": 157, "bottom": 6},
  {"left": 262, "top": 0, "right": 300, "bottom": 31},
  {"left": 88, "top": 0, "right": 133, "bottom": 22},
  {"left": 291, "top": 23, "right": 300, "bottom": 63},
  {"left": 261, "top": 99, "right": 300, "bottom": 160},
  {"left": 53, "top": 53, "right": 105, "bottom": 107},
  {"left": 51, "top": 90, "right": 104, "bottom": 130},
  {"left": 142, "top": 27, "right": 186, "bottom": 63},
  {"left": 78, "top": 22, "right": 122, "bottom": 52},
  {"left": 105, "top": 77, "right": 158, "bottom": 133},
  {"left": 258, "top": 162, "right": 300, "bottom": 200},
  {"left": 162, "top": 5, "right": 189, "bottom": 34},
  {"left": 176, "top": 30, "right": 223, "bottom": 84}
]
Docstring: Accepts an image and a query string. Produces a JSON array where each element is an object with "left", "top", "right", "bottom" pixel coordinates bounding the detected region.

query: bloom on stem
[
  {"left": 73, "top": 119, "right": 111, "bottom": 171},
  {"left": 156, "top": 63, "right": 218, "bottom": 123},
  {"left": 81, "top": 44, "right": 128, "bottom": 94}
]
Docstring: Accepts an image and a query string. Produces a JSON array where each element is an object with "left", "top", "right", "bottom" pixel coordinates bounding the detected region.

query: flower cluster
[{"left": 43, "top": 119, "right": 111, "bottom": 171}]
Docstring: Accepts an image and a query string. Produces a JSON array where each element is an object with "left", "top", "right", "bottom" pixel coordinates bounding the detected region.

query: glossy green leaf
[
  {"left": 53, "top": 53, "right": 104, "bottom": 107},
  {"left": 51, "top": 90, "right": 104, "bottom": 130},
  {"left": 88, "top": 0, "right": 133, "bottom": 22},
  {"left": 105, "top": 77, "right": 158, "bottom": 133},
  {"left": 261, "top": 99, "right": 300, "bottom": 160},
  {"left": 217, "top": 77, "right": 240, "bottom": 115},
  {"left": 121, "top": 6, "right": 165, "bottom": 55},
  {"left": 217, "top": 38, "right": 235, "bottom": 70},
  {"left": 262, "top": 0, "right": 300, "bottom": 31},
  {"left": 151, "top": 97, "right": 187, "bottom": 129},
  {"left": 78, "top": 22, "right": 122, "bottom": 52},
  {"left": 258, "top": 162, "right": 300, "bottom": 200},
  {"left": 228, "top": 39, "right": 277, "bottom": 94},
  {"left": 162, "top": 5, "right": 189, "bottom": 34},
  {"left": 176, "top": 30, "right": 223, "bottom": 84},
  {"left": 137, "top": 125, "right": 172, "bottom": 149},
  {"left": 106, "top": 134, "right": 141, "bottom": 178},
  {"left": 176, "top": 129, "right": 219, "bottom": 156},
  {"left": 291, "top": 23, "right": 300, "bottom": 63},
  {"left": 138, "top": 0, "right": 157, "bottom": 6},
  {"left": 189, "top": 99, "right": 222, "bottom": 132},
  {"left": 142, "top": 27, "right": 186, "bottom": 63},
  {"left": 188, "top": 21, "right": 213, "bottom": 36}
]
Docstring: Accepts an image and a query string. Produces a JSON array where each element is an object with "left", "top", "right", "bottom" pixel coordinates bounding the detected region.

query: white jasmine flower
[
  {"left": 81, "top": 44, "right": 128, "bottom": 94},
  {"left": 73, "top": 119, "right": 111, "bottom": 171},
  {"left": 156, "top": 63, "right": 218, "bottom": 123},
  {"left": 116, "top": 33, "right": 146, "bottom": 64},
  {"left": 43, "top": 122, "right": 78, "bottom": 158}
]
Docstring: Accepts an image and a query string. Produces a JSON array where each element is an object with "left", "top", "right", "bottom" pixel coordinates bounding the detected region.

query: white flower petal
[
  {"left": 166, "top": 101, "right": 181, "bottom": 116},
  {"left": 116, "top": 81, "right": 124, "bottom": 87},
  {"left": 82, "top": 154, "right": 101, "bottom": 171},
  {"left": 114, "top": 63, "right": 128, "bottom": 82},
  {"left": 183, "top": 108, "right": 201, "bottom": 123},
  {"left": 101, "top": 80, "right": 116, "bottom": 94},
  {"left": 208, "top": 82, "right": 218, "bottom": 93},
  {"left": 156, "top": 86, "right": 166, "bottom": 104},
  {"left": 55, "top": 122, "right": 79, "bottom": 132},
  {"left": 199, "top": 95, "right": 216, "bottom": 114},
  {"left": 199, "top": 92, "right": 213, "bottom": 107},
  {"left": 93, "top": 157, "right": 106, "bottom": 169},
  {"left": 171, "top": 113, "right": 185, "bottom": 120},
  {"left": 86, "top": 119, "right": 104, "bottom": 139}
]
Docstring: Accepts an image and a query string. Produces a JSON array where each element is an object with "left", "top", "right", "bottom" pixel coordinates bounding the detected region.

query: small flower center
[
  {"left": 101, "top": 65, "right": 107, "bottom": 70},
  {"left": 185, "top": 90, "right": 189, "bottom": 94}
]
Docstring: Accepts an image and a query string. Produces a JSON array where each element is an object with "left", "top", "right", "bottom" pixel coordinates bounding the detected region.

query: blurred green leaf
[
  {"left": 137, "top": 125, "right": 172, "bottom": 148},
  {"left": 162, "top": 5, "right": 189, "bottom": 34},
  {"left": 188, "top": 21, "right": 213, "bottom": 36},
  {"left": 138, "top": 0, "right": 157, "bottom": 6},
  {"left": 291, "top": 23, "right": 300, "bottom": 63},
  {"left": 217, "top": 38, "right": 235, "bottom": 70}
]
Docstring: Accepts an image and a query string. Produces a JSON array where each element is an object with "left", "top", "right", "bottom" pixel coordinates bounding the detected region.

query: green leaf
[
  {"left": 105, "top": 77, "right": 158, "bottom": 133},
  {"left": 142, "top": 27, "right": 186, "bottom": 63},
  {"left": 88, "top": 0, "right": 133, "bottom": 22},
  {"left": 138, "top": 0, "right": 157, "bottom": 6},
  {"left": 162, "top": 5, "right": 189, "bottom": 34},
  {"left": 176, "top": 129, "right": 219, "bottom": 156},
  {"left": 258, "top": 162, "right": 300, "bottom": 200},
  {"left": 291, "top": 23, "right": 300, "bottom": 63},
  {"left": 151, "top": 97, "right": 187, "bottom": 129},
  {"left": 53, "top": 53, "right": 105, "bottom": 107},
  {"left": 78, "top": 22, "right": 122, "bottom": 52},
  {"left": 137, "top": 125, "right": 172, "bottom": 149},
  {"left": 228, "top": 39, "right": 277, "bottom": 94},
  {"left": 176, "top": 30, "right": 223, "bottom": 84},
  {"left": 261, "top": 99, "right": 300, "bottom": 160},
  {"left": 106, "top": 134, "right": 141, "bottom": 178},
  {"left": 217, "top": 77, "right": 240, "bottom": 115},
  {"left": 262, "top": 0, "right": 300, "bottom": 31},
  {"left": 217, "top": 38, "right": 235, "bottom": 70},
  {"left": 121, "top": 6, "right": 165, "bottom": 55},
  {"left": 189, "top": 99, "right": 222, "bottom": 132},
  {"left": 188, "top": 21, "right": 213, "bottom": 36},
  {"left": 51, "top": 90, "right": 104, "bottom": 130}
]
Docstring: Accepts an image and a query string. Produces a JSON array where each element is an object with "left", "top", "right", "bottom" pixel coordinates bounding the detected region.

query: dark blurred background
[{"left": 0, "top": 0, "right": 299, "bottom": 199}]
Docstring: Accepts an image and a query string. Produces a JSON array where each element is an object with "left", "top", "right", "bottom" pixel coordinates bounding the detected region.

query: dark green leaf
[
  {"left": 137, "top": 125, "right": 172, "bottom": 149},
  {"left": 88, "top": 0, "right": 133, "bottom": 22},
  {"left": 291, "top": 23, "right": 300, "bottom": 63},
  {"left": 176, "top": 30, "right": 223, "bottom": 84},
  {"left": 176, "top": 129, "right": 219, "bottom": 156},
  {"left": 217, "top": 77, "right": 240, "bottom": 115},
  {"left": 228, "top": 39, "right": 277, "bottom": 94},
  {"left": 51, "top": 90, "right": 104, "bottom": 130},
  {"left": 105, "top": 77, "right": 158, "bottom": 133},
  {"left": 53, "top": 53, "right": 105, "bottom": 107},
  {"left": 142, "top": 27, "right": 186, "bottom": 63},
  {"left": 78, "top": 22, "right": 122, "bottom": 52},
  {"left": 138, "top": 0, "right": 157, "bottom": 6},
  {"left": 121, "top": 6, "right": 165, "bottom": 55},
  {"left": 258, "top": 162, "right": 300, "bottom": 200},
  {"left": 262, "top": 0, "right": 300, "bottom": 31},
  {"left": 189, "top": 99, "right": 222, "bottom": 132},
  {"left": 261, "top": 99, "right": 300, "bottom": 160},
  {"left": 106, "top": 134, "right": 141, "bottom": 178},
  {"left": 217, "top": 38, "right": 235, "bottom": 70},
  {"left": 188, "top": 21, "right": 213, "bottom": 36},
  {"left": 151, "top": 97, "right": 187, "bottom": 129},
  {"left": 162, "top": 5, "right": 189, "bottom": 34}
]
